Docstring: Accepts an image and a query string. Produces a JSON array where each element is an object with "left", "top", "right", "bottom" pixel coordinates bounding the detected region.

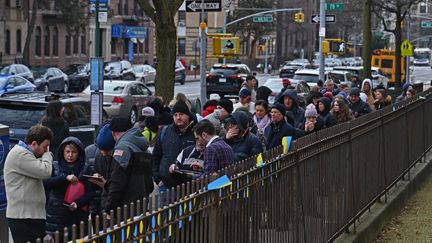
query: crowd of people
[{"left": 3, "top": 75, "right": 417, "bottom": 242}]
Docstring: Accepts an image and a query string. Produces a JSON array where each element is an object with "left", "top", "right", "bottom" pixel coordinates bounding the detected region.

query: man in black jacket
[
  {"left": 152, "top": 100, "right": 196, "bottom": 193},
  {"left": 104, "top": 117, "right": 150, "bottom": 213},
  {"left": 348, "top": 87, "right": 372, "bottom": 118}
]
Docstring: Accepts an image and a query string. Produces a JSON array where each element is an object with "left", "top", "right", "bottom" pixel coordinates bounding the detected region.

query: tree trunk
[
  {"left": 154, "top": 4, "right": 177, "bottom": 104},
  {"left": 394, "top": 7, "right": 402, "bottom": 89},
  {"left": 250, "top": 39, "right": 257, "bottom": 59},
  {"left": 23, "top": 0, "right": 38, "bottom": 66},
  {"left": 362, "top": 0, "right": 372, "bottom": 79}
]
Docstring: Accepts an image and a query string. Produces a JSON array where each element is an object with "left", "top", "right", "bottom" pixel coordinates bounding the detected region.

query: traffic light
[
  {"left": 323, "top": 39, "right": 345, "bottom": 55},
  {"left": 295, "top": 11, "right": 305, "bottom": 23}
]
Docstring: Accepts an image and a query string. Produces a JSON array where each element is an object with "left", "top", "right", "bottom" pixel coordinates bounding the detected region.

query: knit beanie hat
[
  {"left": 349, "top": 87, "right": 360, "bottom": 97},
  {"left": 157, "top": 111, "right": 173, "bottom": 126},
  {"left": 172, "top": 100, "right": 191, "bottom": 117},
  {"left": 305, "top": 104, "right": 318, "bottom": 118},
  {"left": 109, "top": 117, "right": 132, "bottom": 132},
  {"left": 96, "top": 124, "right": 116, "bottom": 150},
  {"left": 324, "top": 91, "right": 333, "bottom": 100},
  {"left": 141, "top": 107, "right": 155, "bottom": 117},
  {"left": 271, "top": 103, "right": 286, "bottom": 115},
  {"left": 218, "top": 99, "right": 234, "bottom": 114}
]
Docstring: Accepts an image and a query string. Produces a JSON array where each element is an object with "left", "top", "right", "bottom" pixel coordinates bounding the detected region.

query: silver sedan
[{"left": 81, "top": 80, "right": 154, "bottom": 124}]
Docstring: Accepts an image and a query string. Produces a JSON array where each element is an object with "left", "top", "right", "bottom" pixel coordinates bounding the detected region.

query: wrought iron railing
[{"left": 38, "top": 88, "right": 432, "bottom": 243}]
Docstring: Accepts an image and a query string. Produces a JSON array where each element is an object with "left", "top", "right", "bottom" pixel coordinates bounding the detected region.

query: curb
[{"left": 335, "top": 151, "right": 432, "bottom": 243}]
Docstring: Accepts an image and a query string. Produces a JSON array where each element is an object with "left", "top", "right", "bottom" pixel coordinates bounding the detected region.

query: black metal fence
[{"left": 39, "top": 88, "right": 432, "bottom": 243}]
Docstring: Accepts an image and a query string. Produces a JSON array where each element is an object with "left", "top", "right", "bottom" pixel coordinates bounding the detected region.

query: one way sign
[
  {"left": 186, "top": 0, "right": 221, "bottom": 12},
  {"left": 311, "top": 14, "right": 336, "bottom": 24}
]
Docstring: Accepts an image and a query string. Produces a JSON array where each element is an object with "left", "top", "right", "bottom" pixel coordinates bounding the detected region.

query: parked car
[
  {"left": 32, "top": 67, "right": 69, "bottom": 92},
  {"left": 0, "top": 64, "right": 34, "bottom": 82},
  {"left": 104, "top": 60, "right": 136, "bottom": 80},
  {"left": 175, "top": 60, "right": 186, "bottom": 85},
  {"left": 279, "top": 64, "right": 302, "bottom": 78},
  {"left": 0, "top": 92, "right": 105, "bottom": 149},
  {"left": 133, "top": 64, "right": 156, "bottom": 85},
  {"left": 81, "top": 80, "right": 154, "bottom": 124},
  {"left": 0, "top": 75, "right": 35, "bottom": 95},
  {"left": 206, "top": 63, "right": 253, "bottom": 98},
  {"left": 262, "top": 78, "right": 310, "bottom": 105},
  {"left": 63, "top": 63, "right": 90, "bottom": 92}
]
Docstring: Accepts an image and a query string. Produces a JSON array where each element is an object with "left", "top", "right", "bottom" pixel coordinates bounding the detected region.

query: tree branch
[{"left": 137, "top": 0, "right": 155, "bottom": 22}]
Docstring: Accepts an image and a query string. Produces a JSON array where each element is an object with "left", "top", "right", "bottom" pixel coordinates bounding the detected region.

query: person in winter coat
[
  {"left": 105, "top": 117, "right": 151, "bottom": 214},
  {"left": 348, "top": 87, "right": 372, "bottom": 118},
  {"left": 86, "top": 124, "right": 116, "bottom": 228},
  {"left": 276, "top": 89, "right": 305, "bottom": 129},
  {"left": 201, "top": 99, "right": 219, "bottom": 117},
  {"left": 395, "top": 82, "right": 413, "bottom": 103},
  {"left": 374, "top": 89, "right": 392, "bottom": 110},
  {"left": 331, "top": 97, "right": 354, "bottom": 124},
  {"left": 224, "top": 111, "right": 262, "bottom": 162},
  {"left": 168, "top": 142, "right": 205, "bottom": 185},
  {"left": 240, "top": 75, "right": 257, "bottom": 102},
  {"left": 5, "top": 125, "right": 53, "bottom": 243},
  {"left": 317, "top": 97, "right": 337, "bottom": 128},
  {"left": 361, "top": 79, "right": 376, "bottom": 112},
  {"left": 253, "top": 100, "right": 271, "bottom": 150},
  {"left": 303, "top": 104, "right": 324, "bottom": 135},
  {"left": 153, "top": 100, "right": 197, "bottom": 191},
  {"left": 204, "top": 99, "right": 233, "bottom": 137},
  {"left": 44, "top": 137, "right": 94, "bottom": 236},
  {"left": 264, "top": 103, "right": 304, "bottom": 150},
  {"left": 41, "top": 100, "right": 69, "bottom": 161}
]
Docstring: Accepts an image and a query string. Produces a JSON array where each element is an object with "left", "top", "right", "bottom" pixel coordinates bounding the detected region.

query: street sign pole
[
  {"left": 319, "top": 0, "right": 326, "bottom": 81},
  {"left": 406, "top": 9, "right": 411, "bottom": 83},
  {"left": 199, "top": 0, "right": 207, "bottom": 105}
]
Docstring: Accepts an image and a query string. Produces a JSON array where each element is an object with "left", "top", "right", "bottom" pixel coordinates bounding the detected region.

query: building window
[
  {"left": 73, "top": 33, "right": 79, "bottom": 54},
  {"left": 16, "top": 29, "right": 21, "bottom": 53},
  {"left": 5, "top": 30, "right": 10, "bottom": 55},
  {"left": 81, "top": 34, "right": 86, "bottom": 54},
  {"left": 53, "top": 27, "right": 58, "bottom": 56},
  {"left": 44, "top": 26, "right": 50, "bottom": 56},
  {"left": 144, "top": 36, "right": 150, "bottom": 53},
  {"left": 5, "top": 0, "right": 10, "bottom": 8},
  {"left": 178, "top": 38, "right": 186, "bottom": 55},
  {"left": 420, "top": 4, "right": 427, "bottom": 14},
  {"left": 111, "top": 39, "right": 116, "bottom": 55},
  {"left": 35, "top": 27, "right": 41, "bottom": 56},
  {"left": 65, "top": 35, "right": 71, "bottom": 55}
]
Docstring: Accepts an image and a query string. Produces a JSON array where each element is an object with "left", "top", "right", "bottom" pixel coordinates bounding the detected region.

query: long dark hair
[{"left": 41, "top": 100, "right": 65, "bottom": 125}]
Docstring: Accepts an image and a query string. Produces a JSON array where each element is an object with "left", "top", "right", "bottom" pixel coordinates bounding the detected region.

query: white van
[{"left": 291, "top": 69, "right": 352, "bottom": 87}]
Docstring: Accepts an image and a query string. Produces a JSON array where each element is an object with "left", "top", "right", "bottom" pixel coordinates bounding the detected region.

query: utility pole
[
  {"left": 406, "top": 9, "right": 411, "bottom": 83},
  {"left": 223, "top": 0, "right": 228, "bottom": 64},
  {"left": 264, "top": 37, "right": 269, "bottom": 74},
  {"left": 319, "top": 0, "right": 326, "bottom": 81},
  {"left": 199, "top": 0, "right": 207, "bottom": 105},
  {"left": 95, "top": 0, "right": 101, "bottom": 57}
]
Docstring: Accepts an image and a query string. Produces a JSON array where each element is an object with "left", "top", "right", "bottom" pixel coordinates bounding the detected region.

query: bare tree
[
  {"left": 372, "top": 0, "right": 422, "bottom": 88},
  {"left": 137, "top": 0, "right": 183, "bottom": 103}
]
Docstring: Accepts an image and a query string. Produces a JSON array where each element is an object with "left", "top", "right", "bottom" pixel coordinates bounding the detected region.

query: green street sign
[
  {"left": 325, "top": 3, "right": 344, "bottom": 11},
  {"left": 253, "top": 15, "right": 273, "bottom": 23},
  {"left": 421, "top": 21, "right": 432, "bottom": 28}
]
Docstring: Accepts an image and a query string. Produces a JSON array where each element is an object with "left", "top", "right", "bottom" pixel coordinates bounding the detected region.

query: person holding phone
[
  {"left": 44, "top": 137, "right": 94, "bottom": 237},
  {"left": 5, "top": 125, "right": 53, "bottom": 243}
]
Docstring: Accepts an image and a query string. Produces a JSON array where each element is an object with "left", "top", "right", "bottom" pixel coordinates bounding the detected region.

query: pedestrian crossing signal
[{"left": 295, "top": 12, "right": 304, "bottom": 23}]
